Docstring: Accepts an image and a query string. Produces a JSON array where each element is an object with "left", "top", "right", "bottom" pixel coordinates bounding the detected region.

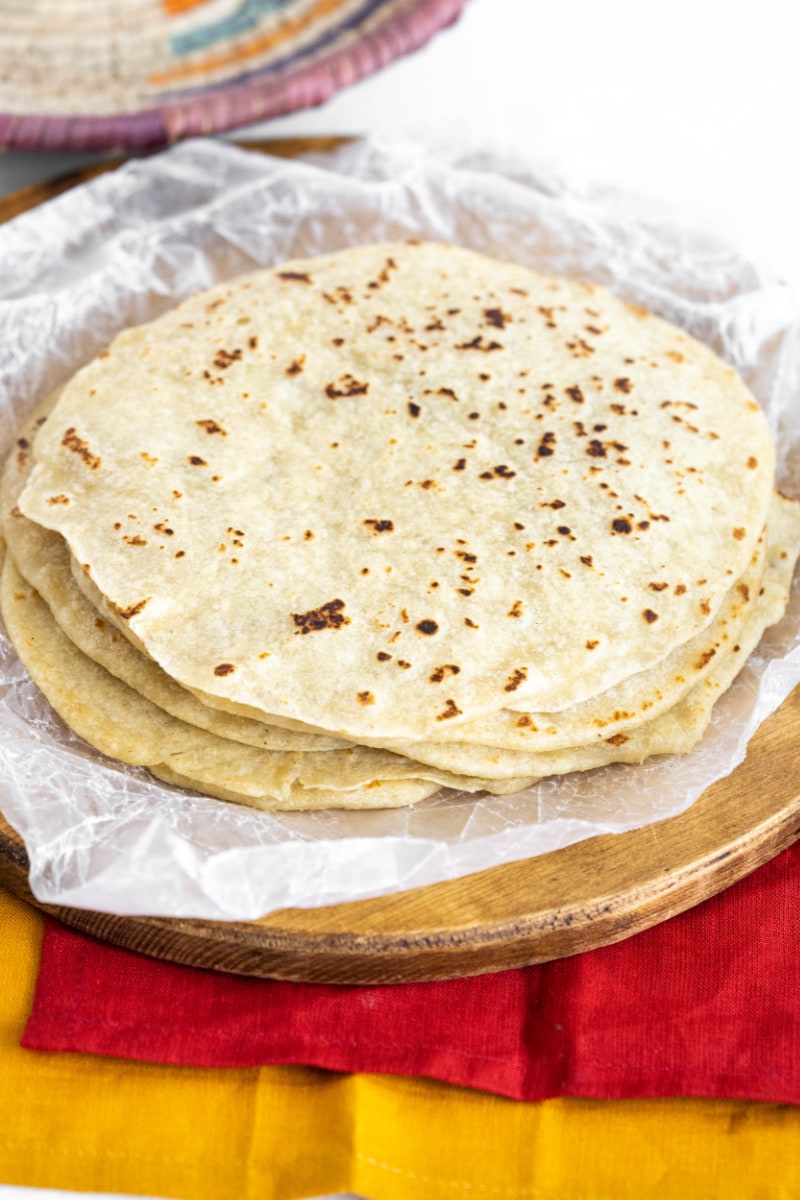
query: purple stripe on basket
[{"left": 0, "top": 0, "right": 467, "bottom": 152}]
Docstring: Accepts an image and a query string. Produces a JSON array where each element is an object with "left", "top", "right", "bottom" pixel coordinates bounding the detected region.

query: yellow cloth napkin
[{"left": 1, "top": 883, "right": 798, "bottom": 1199}]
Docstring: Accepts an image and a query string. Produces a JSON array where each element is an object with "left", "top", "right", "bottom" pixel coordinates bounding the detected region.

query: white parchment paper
[{"left": 0, "top": 138, "right": 798, "bottom": 919}]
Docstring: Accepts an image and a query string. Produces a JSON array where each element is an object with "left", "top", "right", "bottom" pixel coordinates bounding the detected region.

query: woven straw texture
[{"left": 0, "top": 0, "right": 466, "bottom": 151}]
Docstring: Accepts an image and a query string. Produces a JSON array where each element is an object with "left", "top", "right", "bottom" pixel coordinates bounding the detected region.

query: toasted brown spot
[
  {"left": 116, "top": 598, "right": 149, "bottom": 620},
  {"left": 507, "top": 600, "right": 523, "bottom": 618},
  {"left": 212, "top": 348, "right": 242, "bottom": 371},
  {"left": 612, "top": 518, "right": 632, "bottom": 534},
  {"left": 61, "top": 427, "right": 101, "bottom": 470},
  {"left": 585, "top": 639, "right": 599, "bottom": 650},
  {"left": 292, "top": 598, "right": 351, "bottom": 634},
  {"left": 196, "top": 419, "right": 227, "bottom": 435},
  {"left": 286, "top": 356, "right": 305, "bottom": 376},
  {"left": 377, "top": 652, "right": 392, "bottom": 662},
  {"left": 643, "top": 608, "right": 659, "bottom": 623},
  {"left": 46, "top": 494, "right": 70, "bottom": 506},
  {"left": 363, "top": 519, "right": 394, "bottom": 534},
  {"left": 733, "top": 527, "right": 746, "bottom": 540},
  {"left": 429, "top": 664, "right": 461, "bottom": 683},
  {"left": 746, "top": 457, "right": 758, "bottom": 469},
  {"left": 214, "top": 663, "right": 236, "bottom": 677},
  {"left": 188, "top": 456, "right": 207, "bottom": 466},
  {"left": 416, "top": 619, "right": 439, "bottom": 635},
  {"left": 325, "top": 375, "right": 369, "bottom": 399},
  {"left": 694, "top": 648, "right": 717, "bottom": 670},
  {"left": 504, "top": 667, "right": 528, "bottom": 693},
  {"left": 614, "top": 377, "right": 633, "bottom": 393},
  {"left": 357, "top": 691, "right": 375, "bottom": 705},
  {"left": 277, "top": 271, "right": 313, "bottom": 283},
  {"left": 436, "top": 698, "right": 463, "bottom": 721},
  {"left": 483, "top": 307, "right": 511, "bottom": 329},
  {"left": 605, "top": 733, "right": 630, "bottom": 746}
]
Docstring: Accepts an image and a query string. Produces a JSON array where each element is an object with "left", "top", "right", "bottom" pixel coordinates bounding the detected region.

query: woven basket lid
[{"left": 0, "top": 0, "right": 467, "bottom": 151}]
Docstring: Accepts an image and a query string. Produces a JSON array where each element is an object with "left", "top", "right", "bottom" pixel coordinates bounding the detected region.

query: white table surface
[{"left": 0, "top": 1, "right": 797, "bottom": 1196}]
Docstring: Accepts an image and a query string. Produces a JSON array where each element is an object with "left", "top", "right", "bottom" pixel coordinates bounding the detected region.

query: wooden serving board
[{"left": 1, "top": 141, "right": 799, "bottom": 984}]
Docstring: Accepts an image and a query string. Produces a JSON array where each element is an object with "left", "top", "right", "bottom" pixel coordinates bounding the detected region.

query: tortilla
[{"left": 18, "top": 242, "right": 775, "bottom": 743}]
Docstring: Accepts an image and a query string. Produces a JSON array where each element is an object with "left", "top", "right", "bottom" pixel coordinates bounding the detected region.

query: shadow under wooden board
[{"left": 0, "top": 140, "right": 799, "bottom": 984}]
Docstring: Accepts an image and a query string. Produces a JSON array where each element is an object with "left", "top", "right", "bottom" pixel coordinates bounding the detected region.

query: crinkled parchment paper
[{"left": 1, "top": 138, "right": 799, "bottom": 919}]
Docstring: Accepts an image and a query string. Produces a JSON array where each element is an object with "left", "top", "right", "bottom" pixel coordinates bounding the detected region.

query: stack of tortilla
[{"left": 2, "top": 242, "right": 798, "bottom": 811}]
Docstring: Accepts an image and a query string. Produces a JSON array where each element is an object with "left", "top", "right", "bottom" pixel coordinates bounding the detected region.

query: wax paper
[{"left": 0, "top": 138, "right": 798, "bottom": 919}]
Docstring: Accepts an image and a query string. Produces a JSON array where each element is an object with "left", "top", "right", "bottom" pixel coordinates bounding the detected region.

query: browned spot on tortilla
[
  {"left": 61, "top": 427, "right": 101, "bottom": 470},
  {"left": 436, "top": 698, "right": 463, "bottom": 721},
  {"left": 605, "top": 732, "right": 630, "bottom": 746},
  {"left": 504, "top": 667, "right": 528, "bottom": 693},
  {"left": 325, "top": 375, "right": 369, "bottom": 399},
  {"left": 196, "top": 419, "right": 227, "bottom": 435},
  {"left": 357, "top": 691, "right": 375, "bottom": 705},
  {"left": 116, "top": 598, "right": 149, "bottom": 620},
  {"left": 292, "top": 598, "right": 351, "bottom": 634},
  {"left": 214, "top": 663, "right": 236, "bottom": 676}
]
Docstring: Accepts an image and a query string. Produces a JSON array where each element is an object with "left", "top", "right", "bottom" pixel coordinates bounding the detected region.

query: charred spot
[
  {"left": 377, "top": 652, "right": 392, "bottom": 662},
  {"left": 214, "top": 663, "right": 236, "bottom": 676},
  {"left": 416, "top": 619, "right": 439, "bottom": 635},
  {"left": 694, "top": 648, "right": 717, "bottom": 670},
  {"left": 565, "top": 386, "right": 584, "bottom": 404},
  {"left": 612, "top": 518, "right": 632, "bottom": 534},
  {"left": 483, "top": 307, "right": 511, "bottom": 329},
  {"left": 325, "top": 375, "right": 369, "bottom": 399},
  {"left": 357, "top": 691, "right": 375, "bottom": 705},
  {"left": 188, "top": 456, "right": 207, "bottom": 467},
  {"left": 614, "top": 377, "right": 633, "bottom": 393},
  {"left": 536, "top": 432, "right": 556, "bottom": 458},
  {"left": 436, "top": 698, "right": 463, "bottom": 721},
  {"left": 123, "top": 534, "right": 147, "bottom": 546},
  {"left": 649, "top": 582, "right": 669, "bottom": 592},
  {"left": 248, "top": 335, "right": 259, "bottom": 351},
  {"left": 454, "top": 336, "right": 503, "bottom": 352},
  {"left": 196, "top": 419, "right": 227, "bottom": 435},
  {"left": 429, "top": 664, "right": 461, "bottom": 683},
  {"left": 580, "top": 555, "right": 593, "bottom": 568},
  {"left": 212, "top": 348, "right": 243, "bottom": 371},
  {"left": 557, "top": 525, "right": 571, "bottom": 536},
  {"left": 292, "top": 598, "right": 351, "bottom": 635},
  {"left": 453, "top": 458, "right": 467, "bottom": 471},
  {"left": 286, "top": 356, "right": 306, "bottom": 376},
  {"left": 507, "top": 600, "right": 523, "bottom": 618},
  {"left": 504, "top": 667, "right": 528, "bottom": 693},
  {"left": 116, "top": 598, "right": 149, "bottom": 620},
  {"left": 61, "top": 427, "right": 101, "bottom": 470},
  {"left": 586, "top": 439, "right": 606, "bottom": 458},
  {"left": 643, "top": 609, "right": 659, "bottom": 623},
  {"left": 408, "top": 402, "right": 421, "bottom": 418},
  {"left": 363, "top": 519, "right": 394, "bottom": 534},
  {"left": 277, "top": 271, "right": 313, "bottom": 283}
]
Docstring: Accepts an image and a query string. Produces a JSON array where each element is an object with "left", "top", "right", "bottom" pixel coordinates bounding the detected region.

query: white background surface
[
  {"left": 1, "top": 0, "right": 799, "bottom": 290},
  {"left": 0, "top": 0, "right": 797, "bottom": 1196}
]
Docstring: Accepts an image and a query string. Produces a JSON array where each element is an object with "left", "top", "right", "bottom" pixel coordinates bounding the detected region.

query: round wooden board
[{"left": 1, "top": 142, "right": 799, "bottom": 984}]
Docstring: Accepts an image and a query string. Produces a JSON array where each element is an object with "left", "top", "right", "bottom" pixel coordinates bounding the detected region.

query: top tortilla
[{"left": 18, "top": 242, "right": 775, "bottom": 740}]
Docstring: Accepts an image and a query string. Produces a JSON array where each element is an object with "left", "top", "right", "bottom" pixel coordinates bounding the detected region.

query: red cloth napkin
[{"left": 23, "top": 841, "right": 800, "bottom": 1103}]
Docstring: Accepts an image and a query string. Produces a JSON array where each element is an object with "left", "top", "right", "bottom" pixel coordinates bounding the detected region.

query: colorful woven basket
[{"left": 0, "top": 0, "right": 467, "bottom": 151}]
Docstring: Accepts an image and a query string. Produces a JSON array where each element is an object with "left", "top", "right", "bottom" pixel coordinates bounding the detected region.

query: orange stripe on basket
[
  {"left": 151, "top": 0, "right": 349, "bottom": 85},
  {"left": 162, "top": 0, "right": 210, "bottom": 14}
]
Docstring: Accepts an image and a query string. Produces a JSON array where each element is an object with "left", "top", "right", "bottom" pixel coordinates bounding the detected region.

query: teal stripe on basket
[{"left": 171, "top": 0, "right": 297, "bottom": 56}]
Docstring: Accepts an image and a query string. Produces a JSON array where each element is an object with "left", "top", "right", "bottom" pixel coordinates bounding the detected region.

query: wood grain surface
[{"left": 1, "top": 141, "right": 798, "bottom": 984}]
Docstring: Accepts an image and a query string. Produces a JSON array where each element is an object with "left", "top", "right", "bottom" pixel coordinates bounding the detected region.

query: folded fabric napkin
[
  {"left": 6, "top": 884, "right": 800, "bottom": 1200},
  {"left": 23, "top": 840, "right": 800, "bottom": 1105}
]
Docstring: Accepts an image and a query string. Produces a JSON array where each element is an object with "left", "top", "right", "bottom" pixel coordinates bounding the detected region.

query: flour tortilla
[
  {"left": 2, "top": 394, "right": 770, "bottom": 760},
  {"left": 2, "top": 490, "right": 796, "bottom": 805},
  {"left": 19, "top": 242, "right": 775, "bottom": 741},
  {"left": 0, "top": 553, "right": 538, "bottom": 805}
]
